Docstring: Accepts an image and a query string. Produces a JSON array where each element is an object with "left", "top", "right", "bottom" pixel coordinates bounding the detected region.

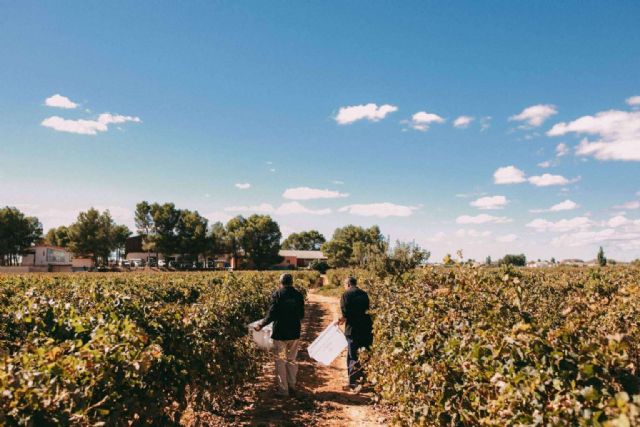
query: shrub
[{"left": 363, "top": 266, "right": 640, "bottom": 426}]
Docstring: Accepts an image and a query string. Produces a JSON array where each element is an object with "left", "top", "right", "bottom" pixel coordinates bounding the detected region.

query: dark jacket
[
  {"left": 340, "top": 286, "right": 373, "bottom": 343},
  {"left": 261, "top": 285, "right": 305, "bottom": 341}
]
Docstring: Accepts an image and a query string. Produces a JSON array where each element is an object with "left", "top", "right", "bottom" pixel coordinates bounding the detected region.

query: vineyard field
[
  {"left": 0, "top": 271, "right": 317, "bottom": 426},
  {"left": 2, "top": 267, "right": 639, "bottom": 426},
  {"left": 331, "top": 266, "right": 640, "bottom": 426}
]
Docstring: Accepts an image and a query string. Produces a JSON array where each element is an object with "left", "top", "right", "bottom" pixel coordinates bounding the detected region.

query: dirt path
[{"left": 226, "top": 290, "right": 387, "bottom": 426}]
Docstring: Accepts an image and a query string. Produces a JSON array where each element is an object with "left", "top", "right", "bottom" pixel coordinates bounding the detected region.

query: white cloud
[
  {"left": 551, "top": 228, "right": 640, "bottom": 248},
  {"left": 331, "top": 180, "right": 344, "bottom": 185},
  {"left": 41, "top": 113, "right": 141, "bottom": 135},
  {"left": 407, "top": 111, "right": 445, "bottom": 131},
  {"left": 456, "top": 214, "right": 512, "bottom": 224},
  {"left": 426, "top": 232, "right": 447, "bottom": 243},
  {"left": 205, "top": 211, "right": 233, "bottom": 224},
  {"left": 282, "top": 187, "right": 349, "bottom": 200},
  {"left": 456, "top": 229, "right": 492, "bottom": 238},
  {"left": 224, "top": 202, "right": 331, "bottom": 216},
  {"left": 555, "top": 143, "right": 569, "bottom": 157},
  {"left": 235, "top": 183, "right": 251, "bottom": 189},
  {"left": 607, "top": 215, "right": 630, "bottom": 228},
  {"left": 626, "top": 96, "right": 640, "bottom": 107},
  {"left": 45, "top": 94, "right": 79, "bottom": 109},
  {"left": 469, "top": 195, "right": 508, "bottom": 210},
  {"left": 547, "top": 110, "right": 640, "bottom": 161},
  {"left": 494, "top": 166, "right": 526, "bottom": 184},
  {"left": 480, "top": 116, "right": 492, "bottom": 132},
  {"left": 496, "top": 233, "right": 518, "bottom": 243},
  {"left": 453, "top": 115, "right": 474, "bottom": 129},
  {"left": 509, "top": 104, "right": 557, "bottom": 127},
  {"left": 339, "top": 202, "right": 416, "bottom": 217},
  {"left": 335, "top": 103, "right": 398, "bottom": 124},
  {"left": 224, "top": 203, "right": 274, "bottom": 214},
  {"left": 528, "top": 173, "right": 576, "bottom": 187},
  {"left": 530, "top": 199, "right": 579, "bottom": 213},
  {"left": 276, "top": 202, "right": 331, "bottom": 215},
  {"left": 613, "top": 200, "right": 640, "bottom": 210},
  {"left": 526, "top": 216, "right": 593, "bottom": 232},
  {"left": 538, "top": 160, "right": 553, "bottom": 168}
]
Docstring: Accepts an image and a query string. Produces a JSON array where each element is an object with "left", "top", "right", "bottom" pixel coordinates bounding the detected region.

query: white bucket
[
  {"left": 308, "top": 321, "right": 348, "bottom": 366},
  {"left": 248, "top": 320, "right": 274, "bottom": 350}
]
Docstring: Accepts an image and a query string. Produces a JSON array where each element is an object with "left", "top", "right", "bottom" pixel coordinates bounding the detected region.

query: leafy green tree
[
  {"left": 44, "top": 226, "right": 71, "bottom": 247},
  {"left": 597, "top": 246, "right": 607, "bottom": 267},
  {"left": 382, "top": 241, "right": 430, "bottom": 275},
  {"left": 149, "top": 203, "right": 181, "bottom": 260},
  {"left": 134, "top": 201, "right": 154, "bottom": 254},
  {"left": 225, "top": 215, "right": 248, "bottom": 264},
  {"left": 68, "top": 208, "right": 118, "bottom": 265},
  {"left": 236, "top": 215, "right": 282, "bottom": 269},
  {"left": 223, "top": 215, "right": 282, "bottom": 269},
  {"left": 442, "top": 253, "right": 455, "bottom": 266},
  {"left": 500, "top": 254, "right": 526, "bottom": 267},
  {"left": 208, "top": 221, "right": 230, "bottom": 256},
  {"left": 322, "top": 225, "right": 386, "bottom": 268},
  {"left": 281, "top": 230, "right": 326, "bottom": 251},
  {"left": 112, "top": 224, "right": 132, "bottom": 263},
  {"left": 0, "top": 206, "right": 43, "bottom": 265},
  {"left": 176, "top": 209, "right": 208, "bottom": 262},
  {"left": 485, "top": 255, "right": 492, "bottom": 266}
]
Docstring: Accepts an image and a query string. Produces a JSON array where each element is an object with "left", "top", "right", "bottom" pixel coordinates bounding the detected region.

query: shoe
[
  {"left": 289, "top": 388, "right": 297, "bottom": 398},
  {"left": 342, "top": 384, "right": 356, "bottom": 392},
  {"left": 275, "top": 389, "right": 289, "bottom": 397}
]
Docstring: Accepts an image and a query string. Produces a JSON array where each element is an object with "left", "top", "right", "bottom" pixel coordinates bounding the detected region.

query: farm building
[
  {"left": 17, "top": 244, "right": 73, "bottom": 272},
  {"left": 276, "top": 250, "right": 327, "bottom": 269}
]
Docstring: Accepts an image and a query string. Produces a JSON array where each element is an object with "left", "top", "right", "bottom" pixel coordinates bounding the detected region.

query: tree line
[{"left": 0, "top": 203, "right": 433, "bottom": 270}]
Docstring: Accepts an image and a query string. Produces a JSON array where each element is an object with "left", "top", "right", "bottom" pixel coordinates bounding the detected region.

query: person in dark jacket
[
  {"left": 338, "top": 276, "right": 373, "bottom": 390},
  {"left": 255, "top": 273, "right": 305, "bottom": 397}
]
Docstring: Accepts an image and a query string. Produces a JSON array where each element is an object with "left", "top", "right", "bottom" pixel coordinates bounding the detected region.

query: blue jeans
[{"left": 346, "top": 336, "right": 371, "bottom": 386}]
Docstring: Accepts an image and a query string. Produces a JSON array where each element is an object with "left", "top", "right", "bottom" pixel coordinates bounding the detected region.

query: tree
[
  {"left": 68, "top": 208, "right": 118, "bottom": 265},
  {"left": 485, "top": 255, "right": 492, "bottom": 266},
  {"left": 597, "top": 246, "right": 607, "bottom": 267},
  {"left": 149, "top": 203, "right": 181, "bottom": 260},
  {"left": 241, "top": 215, "right": 282, "bottom": 269},
  {"left": 208, "top": 221, "right": 229, "bottom": 256},
  {"left": 226, "top": 215, "right": 248, "bottom": 265},
  {"left": 322, "top": 225, "right": 386, "bottom": 268},
  {"left": 176, "top": 209, "right": 208, "bottom": 262},
  {"left": 442, "top": 253, "right": 455, "bottom": 266},
  {"left": 500, "top": 254, "right": 526, "bottom": 267},
  {"left": 0, "top": 207, "right": 43, "bottom": 266},
  {"left": 112, "top": 224, "right": 132, "bottom": 263},
  {"left": 281, "top": 230, "right": 326, "bottom": 251},
  {"left": 224, "top": 215, "right": 282, "bottom": 269},
  {"left": 134, "top": 201, "right": 154, "bottom": 254},
  {"left": 44, "top": 226, "right": 71, "bottom": 247},
  {"left": 383, "top": 241, "right": 430, "bottom": 275}
]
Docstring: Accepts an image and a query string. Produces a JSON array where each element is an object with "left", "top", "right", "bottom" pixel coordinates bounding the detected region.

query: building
[
  {"left": 18, "top": 244, "right": 73, "bottom": 272},
  {"left": 560, "top": 258, "right": 586, "bottom": 266},
  {"left": 276, "top": 250, "right": 327, "bottom": 269}
]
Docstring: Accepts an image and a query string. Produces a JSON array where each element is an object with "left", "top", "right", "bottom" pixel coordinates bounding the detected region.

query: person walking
[
  {"left": 255, "top": 273, "right": 305, "bottom": 397},
  {"left": 338, "top": 276, "right": 373, "bottom": 391}
]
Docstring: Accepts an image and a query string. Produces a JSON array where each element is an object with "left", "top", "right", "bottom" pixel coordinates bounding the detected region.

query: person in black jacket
[
  {"left": 338, "top": 276, "right": 373, "bottom": 390},
  {"left": 255, "top": 273, "right": 305, "bottom": 397}
]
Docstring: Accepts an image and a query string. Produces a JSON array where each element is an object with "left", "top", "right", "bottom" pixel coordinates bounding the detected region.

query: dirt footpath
[{"left": 228, "top": 290, "right": 387, "bottom": 426}]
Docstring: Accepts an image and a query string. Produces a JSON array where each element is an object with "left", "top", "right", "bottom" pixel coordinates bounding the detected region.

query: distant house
[
  {"left": 527, "top": 260, "right": 552, "bottom": 268},
  {"left": 276, "top": 250, "right": 327, "bottom": 269},
  {"left": 19, "top": 244, "right": 73, "bottom": 272},
  {"left": 560, "top": 258, "right": 586, "bottom": 266}
]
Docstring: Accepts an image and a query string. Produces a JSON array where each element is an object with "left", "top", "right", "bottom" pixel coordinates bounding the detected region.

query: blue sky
[{"left": 1, "top": 1, "right": 640, "bottom": 261}]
